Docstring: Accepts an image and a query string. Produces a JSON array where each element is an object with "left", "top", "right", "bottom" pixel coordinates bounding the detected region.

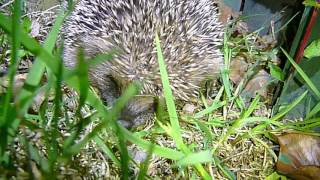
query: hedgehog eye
[{"left": 141, "top": 62, "right": 148, "bottom": 69}]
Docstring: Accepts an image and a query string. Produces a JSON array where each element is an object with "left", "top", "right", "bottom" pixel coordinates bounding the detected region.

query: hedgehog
[{"left": 63, "top": 0, "right": 224, "bottom": 127}]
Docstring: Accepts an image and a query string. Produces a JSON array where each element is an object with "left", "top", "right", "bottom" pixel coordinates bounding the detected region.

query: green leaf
[
  {"left": 94, "top": 136, "right": 121, "bottom": 167},
  {"left": 266, "top": 172, "right": 288, "bottom": 180},
  {"left": 304, "top": 39, "right": 320, "bottom": 59},
  {"left": 22, "top": 16, "right": 31, "bottom": 33},
  {"left": 269, "top": 63, "right": 284, "bottom": 81},
  {"left": 177, "top": 150, "right": 212, "bottom": 167},
  {"left": 303, "top": 0, "right": 320, "bottom": 8}
]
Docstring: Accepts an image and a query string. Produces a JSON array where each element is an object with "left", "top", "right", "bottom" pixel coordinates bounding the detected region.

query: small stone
[
  {"left": 132, "top": 149, "right": 148, "bottom": 163},
  {"left": 30, "top": 20, "right": 41, "bottom": 37},
  {"left": 183, "top": 103, "right": 196, "bottom": 114}
]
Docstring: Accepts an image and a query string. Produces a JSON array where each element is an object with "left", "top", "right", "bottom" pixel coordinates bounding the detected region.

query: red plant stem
[{"left": 294, "top": 8, "right": 318, "bottom": 65}]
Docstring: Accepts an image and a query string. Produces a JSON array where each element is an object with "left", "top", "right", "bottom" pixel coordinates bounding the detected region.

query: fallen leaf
[
  {"left": 242, "top": 69, "right": 272, "bottom": 99},
  {"left": 218, "top": 0, "right": 241, "bottom": 24},
  {"left": 257, "top": 35, "right": 278, "bottom": 51},
  {"left": 0, "top": 73, "right": 28, "bottom": 96},
  {"left": 229, "top": 56, "right": 249, "bottom": 85},
  {"left": 30, "top": 90, "right": 46, "bottom": 113},
  {"left": 304, "top": 39, "right": 320, "bottom": 59},
  {"left": 276, "top": 133, "right": 320, "bottom": 180},
  {"left": 0, "top": 73, "right": 47, "bottom": 113}
]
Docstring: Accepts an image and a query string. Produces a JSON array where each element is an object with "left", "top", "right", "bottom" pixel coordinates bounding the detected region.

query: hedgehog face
[{"left": 92, "top": 74, "right": 156, "bottom": 128}]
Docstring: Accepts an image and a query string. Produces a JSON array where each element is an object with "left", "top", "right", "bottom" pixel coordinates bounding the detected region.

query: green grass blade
[
  {"left": 195, "top": 120, "right": 213, "bottom": 148},
  {"left": 1, "top": 0, "right": 21, "bottom": 126},
  {"left": 16, "top": 11, "right": 66, "bottom": 114},
  {"left": 241, "top": 95, "right": 260, "bottom": 118},
  {"left": 117, "top": 124, "right": 130, "bottom": 180},
  {"left": 213, "top": 155, "right": 236, "bottom": 180},
  {"left": 94, "top": 136, "right": 121, "bottom": 166},
  {"left": 221, "top": 33, "right": 232, "bottom": 99},
  {"left": 247, "top": 91, "right": 308, "bottom": 136},
  {"left": 155, "top": 33, "right": 184, "bottom": 150},
  {"left": 176, "top": 150, "right": 212, "bottom": 167},
  {"left": 306, "top": 102, "right": 320, "bottom": 119},
  {"left": 20, "top": 135, "right": 50, "bottom": 174},
  {"left": 195, "top": 101, "right": 226, "bottom": 119},
  {"left": 271, "top": 90, "right": 308, "bottom": 121},
  {"left": 137, "top": 142, "right": 154, "bottom": 180},
  {"left": 0, "top": 0, "right": 21, "bottom": 160},
  {"left": 47, "top": 57, "right": 63, "bottom": 174},
  {"left": 120, "top": 126, "right": 184, "bottom": 160},
  {"left": 215, "top": 95, "right": 260, "bottom": 148},
  {"left": 75, "top": 48, "right": 89, "bottom": 107},
  {"left": 281, "top": 47, "right": 320, "bottom": 100},
  {"left": 155, "top": 33, "right": 211, "bottom": 179},
  {"left": 274, "top": 11, "right": 300, "bottom": 34}
]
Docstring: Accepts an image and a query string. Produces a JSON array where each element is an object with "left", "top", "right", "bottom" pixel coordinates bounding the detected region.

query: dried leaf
[
  {"left": 229, "top": 56, "right": 249, "bottom": 85},
  {"left": 30, "top": 90, "right": 46, "bottom": 113},
  {"left": 0, "top": 73, "right": 28, "bottom": 96},
  {"left": 276, "top": 133, "right": 320, "bottom": 180},
  {"left": 218, "top": 1, "right": 241, "bottom": 25},
  {"left": 243, "top": 70, "right": 272, "bottom": 99}
]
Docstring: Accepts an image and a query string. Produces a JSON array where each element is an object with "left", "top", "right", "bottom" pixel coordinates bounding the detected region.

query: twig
[{"left": 0, "top": 0, "right": 14, "bottom": 10}]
